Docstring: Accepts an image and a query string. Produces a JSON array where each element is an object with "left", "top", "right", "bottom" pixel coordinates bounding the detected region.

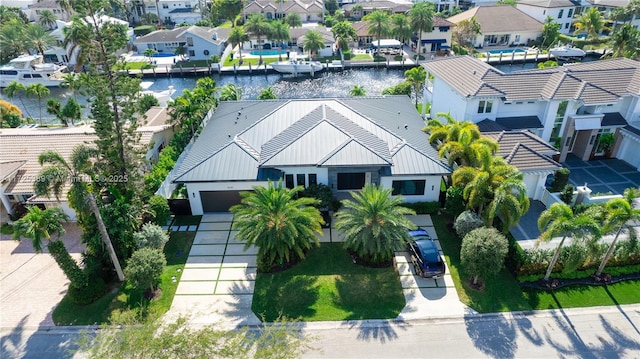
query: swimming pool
[
  {"left": 152, "top": 53, "right": 177, "bottom": 58},
  {"left": 249, "top": 49, "right": 287, "bottom": 56},
  {"left": 487, "top": 48, "right": 526, "bottom": 55}
]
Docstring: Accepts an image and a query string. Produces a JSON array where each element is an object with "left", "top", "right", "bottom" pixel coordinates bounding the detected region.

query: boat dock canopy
[{"left": 371, "top": 39, "right": 402, "bottom": 48}]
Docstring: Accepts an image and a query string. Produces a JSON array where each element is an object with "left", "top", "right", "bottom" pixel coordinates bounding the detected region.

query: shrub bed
[{"left": 401, "top": 201, "right": 440, "bottom": 214}]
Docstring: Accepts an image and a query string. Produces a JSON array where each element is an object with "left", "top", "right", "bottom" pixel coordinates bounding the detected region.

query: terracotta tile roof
[
  {"left": 0, "top": 161, "right": 27, "bottom": 182},
  {"left": 484, "top": 130, "right": 558, "bottom": 158},
  {"left": 0, "top": 125, "right": 164, "bottom": 196},
  {"left": 447, "top": 5, "right": 543, "bottom": 33},
  {"left": 504, "top": 143, "right": 562, "bottom": 172}
]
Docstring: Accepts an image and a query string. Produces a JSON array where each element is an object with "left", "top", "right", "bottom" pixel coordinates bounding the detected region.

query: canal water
[{"left": 2, "top": 62, "right": 541, "bottom": 120}]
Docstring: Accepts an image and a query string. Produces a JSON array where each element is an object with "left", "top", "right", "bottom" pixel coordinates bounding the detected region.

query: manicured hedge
[{"left": 401, "top": 201, "right": 440, "bottom": 214}]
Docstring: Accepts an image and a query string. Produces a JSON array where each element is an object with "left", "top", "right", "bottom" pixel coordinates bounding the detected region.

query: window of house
[
  {"left": 551, "top": 100, "right": 568, "bottom": 140},
  {"left": 185, "top": 3, "right": 191, "bottom": 7},
  {"left": 186, "top": 37, "right": 193, "bottom": 46},
  {"left": 568, "top": 8, "right": 573, "bottom": 18},
  {"left": 285, "top": 174, "right": 294, "bottom": 189},
  {"left": 565, "top": 23, "right": 570, "bottom": 29},
  {"left": 477, "top": 100, "right": 493, "bottom": 114},
  {"left": 297, "top": 174, "right": 306, "bottom": 188},
  {"left": 392, "top": 180, "right": 426, "bottom": 196},
  {"left": 309, "top": 174, "right": 317, "bottom": 186},
  {"left": 188, "top": 50, "right": 195, "bottom": 56},
  {"left": 337, "top": 173, "right": 365, "bottom": 190},
  {"left": 558, "top": 9, "right": 564, "bottom": 18},
  {"left": 163, "top": 3, "right": 168, "bottom": 8}
]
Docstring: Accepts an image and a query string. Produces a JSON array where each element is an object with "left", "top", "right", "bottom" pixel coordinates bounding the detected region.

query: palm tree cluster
[
  {"left": 230, "top": 181, "right": 324, "bottom": 272},
  {"left": 0, "top": 16, "right": 56, "bottom": 63},
  {"left": 536, "top": 187, "right": 640, "bottom": 282},
  {"left": 425, "top": 113, "right": 529, "bottom": 231}
]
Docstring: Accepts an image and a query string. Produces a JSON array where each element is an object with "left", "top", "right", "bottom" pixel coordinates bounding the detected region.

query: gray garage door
[{"left": 200, "top": 191, "right": 242, "bottom": 212}]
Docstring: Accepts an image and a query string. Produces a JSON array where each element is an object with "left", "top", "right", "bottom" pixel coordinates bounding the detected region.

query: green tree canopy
[
  {"left": 124, "top": 247, "right": 166, "bottom": 292},
  {"left": 335, "top": 184, "right": 416, "bottom": 264},
  {"left": 541, "top": 16, "right": 560, "bottom": 48},
  {"left": 228, "top": 26, "right": 249, "bottom": 63},
  {"left": 364, "top": 10, "right": 390, "bottom": 51},
  {"left": 284, "top": 13, "right": 302, "bottom": 28},
  {"left": 258, "top": 86, "right": 277, "bottom": 100},
  {"left": 573, "top": 7, "right": 609, "bottom": 40},
  {"left": 244, "top": 14, "right": 270, "bottom": 64},
  {"left": 302, "top": 29, "right": 324, "bottom": 59},
  {"left": 461, "top": 227, "right": 509, "bottom": 286},
  {"left": 349, "top": 85, "right": 366, "bottom": 96},
  {"left": 409, "top": 2, "right": 434, "bottom": 58},
  {"left": 230, "top": 181, "right": 323, "bottom": 272}
]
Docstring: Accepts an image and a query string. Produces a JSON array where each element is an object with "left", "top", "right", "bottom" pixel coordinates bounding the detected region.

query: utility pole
[{"left": 87, "top": 194, "right": 125, "bottom": 281}]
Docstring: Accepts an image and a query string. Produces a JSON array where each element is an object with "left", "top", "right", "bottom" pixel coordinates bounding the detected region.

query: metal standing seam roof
[
  {"left": 174, "top": 97, "right": 452, "bottom": 183},
  {"left": 423, "top": 56, "right": 640, "bottom": 104}
]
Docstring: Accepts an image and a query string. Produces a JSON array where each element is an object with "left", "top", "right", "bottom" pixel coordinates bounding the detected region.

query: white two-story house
[
  {"left": 422, "top": 56, "right": 640, "bottom": 196},
  {"left": 134, "top": 26, "right": 230, "bottom": 60},
  {"left": 517, "top": 0, "right": 589, "bottom": 35}
]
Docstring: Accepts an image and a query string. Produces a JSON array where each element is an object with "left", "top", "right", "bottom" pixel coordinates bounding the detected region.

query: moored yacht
[
  {"left": 549, "top": 44, "right": 586, "bottom": 59},
  {"left": 0, "top": 54, "right": 68, "bottom": 87},
  {"left": 270, "top": 54, "right": 324, "bottom": 75}
]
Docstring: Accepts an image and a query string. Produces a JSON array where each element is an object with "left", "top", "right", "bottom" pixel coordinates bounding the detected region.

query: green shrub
[
  {"left": 549, "top": 168, "right": 570, "bottom": 192},
  {"left": 454, "top": 210, "right": 484, "bottom": 239},
  {"left": 401, "top": 201, "right": 440, "bottom": 214},
  {"left": 148, "top": 195, "right": 171, "bottom": 225},
  {"left": 461, "top": 227, "right": 509, "bottom": 285},
  {"left": 134, "top": 25, "right": 156, "bottom": 36},
  {"left": 124, "top": 248, "right": 167, "bottom": 292},
  {"left": 505, "top": 236, "right": 525, "bottom": 274},
  {"left": 300, "top": 184, "right": 334, "bottom": 210},
  {"left": 0, "top": 223, "right": 13, "bottom": 235},
  {"left": 67, "top": 276, "right": 107, "bottom": 305},
  {"left": 560, "top": 184, "right": 574, "bottom": 205},
  {"left": 134, "top": 223, "right": 169, "bottom": 250},
  {"left": 444, "top": 185, "right": 465, "bottom": 218}
]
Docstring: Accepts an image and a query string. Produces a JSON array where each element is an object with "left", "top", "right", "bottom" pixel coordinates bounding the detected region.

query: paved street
[{"left": 2, "top": 304, "right": 639, "bottom": 358}]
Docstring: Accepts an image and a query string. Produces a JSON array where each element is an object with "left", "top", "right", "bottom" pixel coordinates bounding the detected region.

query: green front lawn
[
  {"left": 252, "top": 243, "right": 405, "bottom": 322},
  {"left": 223, "top": 56, "right": 281, "bottom": 67},
  {"left": 53, "top": 226, "right": 196, "bottom": 325},
  {"left": 433, "top": 216, "right": 640, "bottom": 312},
  {"left": 123, "top": 62, "right": 154, "bottom": 70},
  {"left": 174, "top": 60, "right": 210, "bottom": 68}
]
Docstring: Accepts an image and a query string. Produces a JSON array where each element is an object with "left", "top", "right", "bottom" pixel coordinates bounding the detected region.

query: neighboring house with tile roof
[
  {"left": 483, "top": 130, "right": 561, "bottom": 199},
  {"left": 342, "top": 1, "right": 412, "bottom": 20},
  {"left": 350, "top": 17, "right": 453, "bottom": 53},
  {"left": 242, "top": 0, "right": 324, "bottom": 22},
  {"left": 448, "top": 5, "right": 543, "bottom": 48},
  {"left": 173, "top": 96, "right": 452, "bottom": 214},
  {"left": 134, "top": 26, "right": 230, "bottom": 61},
  {"left": 124, "top": 0, "right": 201, "bottom": 25},
  {"left": 516, "top": 0, "right": 590, "bottom": 35},
  {"left": 0, "top": 109, "right": 173, "bottom": 219},
  {"left": 27, "top": 0, "right": 69, "bottom": 23},
  {"left": 422, "top": 55, "right": 640, "bottom": 167}
]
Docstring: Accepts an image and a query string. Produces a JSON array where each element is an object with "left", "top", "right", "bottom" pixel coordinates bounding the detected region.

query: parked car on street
[{"left": 407, "top": 228, "right": 445, "bottom": 279}]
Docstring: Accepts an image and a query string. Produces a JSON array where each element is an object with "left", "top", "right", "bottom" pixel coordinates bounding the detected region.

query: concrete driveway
[
  {"left": 169, "top": 213, "right": 472, "bottom": 326},
  {"left": 0, "top": 224, "right": 83, "bottom": 330}
]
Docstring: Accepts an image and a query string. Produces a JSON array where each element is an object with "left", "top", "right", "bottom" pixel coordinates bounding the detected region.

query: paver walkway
[{"left": 169, "top": 213, "right": 472, "bottom": 327}]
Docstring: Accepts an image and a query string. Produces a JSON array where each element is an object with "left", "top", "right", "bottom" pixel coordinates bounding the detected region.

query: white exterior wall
[
  {"left": 522, "top": 173, "right": 551, "bottom": 201},
  {"left": 517, "top": 4, "right": 576, "bottom": 35},
  {"left": 617, "top": 133, "right": 640, "bottom": 170},
  {"left": 428, "top": 77, "right": 468, "bottom": 121},
  {"left": 157, "top": 0, "right": 198, "bottom": 21},
  {"left": 276, "top": 166, "right": 329, "bottom": 187},
  {"left": 379, "top": 175, "right": 442, "bottom": 202},
  {"left": 477, "top": 30, "right": 541, "bottom": 47},
  {"left": 45, "top": 202, "right": 77, "bottom": 221},
  {"left": 186, "top": 34, "right": 223, "bottom": 60},
  {"left": 186, "top": 181, "right": 268, "bottom": 215}
]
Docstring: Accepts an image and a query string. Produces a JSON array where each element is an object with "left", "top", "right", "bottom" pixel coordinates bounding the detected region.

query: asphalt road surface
[{"left": 2, "top": 304, "right": 640, "bottom": 359}]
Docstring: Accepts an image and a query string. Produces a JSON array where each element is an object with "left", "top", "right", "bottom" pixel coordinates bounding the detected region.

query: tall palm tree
[
  {"left": 349, "top": 85, "right": 366, "bottom": 96},
  {"left": 25, "top": 83, "right": 50, "bottom": 125},
  {"left": 409, "top": 2, "right": 434, "bottom": 61},
  {"left": 452, "top": 154, "right": 524, "bottom": 218},
  {"left": 391, "top": 14, "right": 411, "bottom": 45},
  {"left": 331, "top": 21, "right": 357, "bottom": 55},
  {"left": 270, "top": 21, "right": 290, "bottom": 61},
  {"left": 573, "top": 7, "right": 609, "bottom": 40},
  {"left": 12, "top": 206, "right": 88, "bottom": 288},
  {"left": 364, "top": 10, "right": 390, "bottom": 54},
  {"left": 404, "top": 66, "right": 425, "bottom": 108},
  {"left": 595, "top": 188, "right": 640, "bottom": 276},
  {"left": 302, "top": 29, "right": 324, "bottom": 60},
  {"left": 63, "top": 17, "right": 99, "bottom": 71},
  {"left": 38, "top": 9, "right": 58, "bottom": 30},
  {"left": 25, "top": 23, "right": 57, "bottom": 56},
  {"left": 3, "top": 81, "right": 32, "bottom": 118},
  {"left": 610, "top": 23, "right": 640, "bottom": 58},
  {"left": 485, "top": 178, "right": 530, "bottom": 230},
  {"left": 228, "top": 26, "right": 249, "bottom": 64},
  {"left": 56, "top": 0, "right": 73, "bottom": 20},
  {"left": 0, "top": 20, "right": 27, "bottom": 61},
  {"left": 244, "top": 14, "right": 270, "bottom": 64},
  {"left": 335, "top": 184, "right": 416, "bottom": 264},
  {"left": 537, "top": 202, "right": 602, "bottom": 281},
  {"left": 219, "top": 83, "right": 242, "bottom": 101},
  {"left": 230, "top": 181, "right": 323, "bottom": 271},
  {"left": 284, "top": 13, "right": 302, "bottom": 28}
]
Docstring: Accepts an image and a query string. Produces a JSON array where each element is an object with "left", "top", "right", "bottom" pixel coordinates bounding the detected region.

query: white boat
[
  {"left": 270, "top": 57, "right": 324, "bottom": 75},
  {"left": 549, "top": 45, "right": 586, "bottom": 59},
  {"left": 0, "top": 54, "right": 68, "bottom": 87},
  {"left": 140, "top": 81, "right": 176, "bottom": 107}
]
